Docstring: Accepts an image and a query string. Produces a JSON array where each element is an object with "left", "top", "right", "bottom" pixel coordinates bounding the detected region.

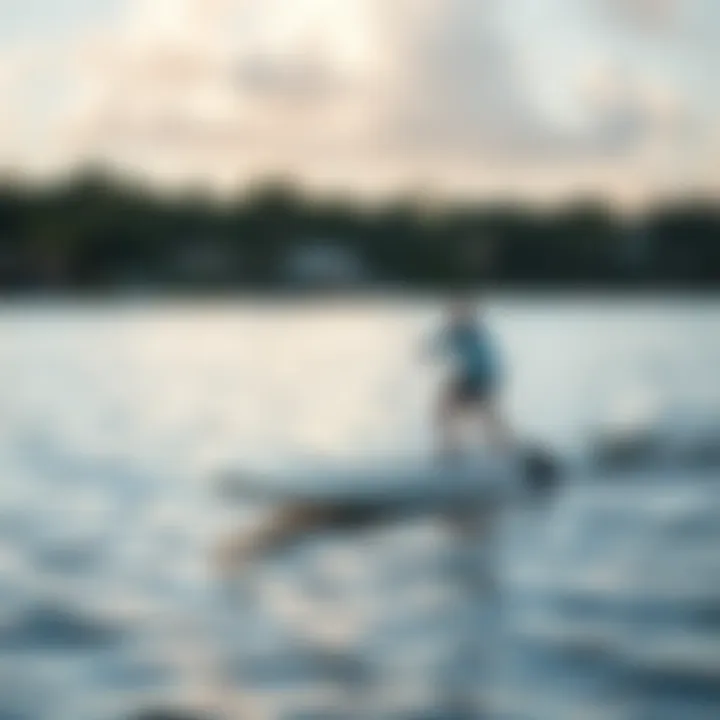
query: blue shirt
[{"left": 431, "top": 321, "right": 502, "bottom": 385}]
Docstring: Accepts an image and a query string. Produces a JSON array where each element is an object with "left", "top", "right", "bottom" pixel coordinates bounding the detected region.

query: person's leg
[
  {"left": 436, "top": 383, "right": 462, "bottom": 461},
  {"left": 477, "top": 396, "right": 513, "bottom": 450}
]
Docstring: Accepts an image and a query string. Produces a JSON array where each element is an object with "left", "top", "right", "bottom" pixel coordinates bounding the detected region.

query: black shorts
[{"left": 446, "top": 374, "right": 496, "bottom": 407}]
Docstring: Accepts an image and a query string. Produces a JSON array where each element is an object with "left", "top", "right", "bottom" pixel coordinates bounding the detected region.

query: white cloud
[
  {"left": 598, "top": 0, "right": 678, "bottom": 30},
  {"left": 0, "top": 0, "right": 716, "bottom": 201}
]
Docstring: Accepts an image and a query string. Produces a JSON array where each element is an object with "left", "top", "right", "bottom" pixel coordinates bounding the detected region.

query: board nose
[{"left": 522, "top": 445, "right": 564, "bottom": 500}]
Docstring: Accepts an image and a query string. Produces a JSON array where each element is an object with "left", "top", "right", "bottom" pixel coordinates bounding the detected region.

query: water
[{"left": 0, "top": 297, "right": 718, "bottom": 719}]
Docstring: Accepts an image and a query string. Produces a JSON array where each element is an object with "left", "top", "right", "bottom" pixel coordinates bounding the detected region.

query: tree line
[{"left": 0, "top": 169, "right": 717, "bottom": 292}]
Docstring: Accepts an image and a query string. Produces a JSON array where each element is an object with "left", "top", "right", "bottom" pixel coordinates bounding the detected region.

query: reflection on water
[{"left": 0, "top": 299, "right": 718, "bottom": 719}]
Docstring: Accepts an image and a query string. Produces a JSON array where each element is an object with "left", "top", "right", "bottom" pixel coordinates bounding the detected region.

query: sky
[{"left": 0, "top": 0, "right": 718, "bottom": 203}]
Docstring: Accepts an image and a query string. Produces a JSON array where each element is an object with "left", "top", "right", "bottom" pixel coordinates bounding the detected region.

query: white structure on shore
[{"left": 282, "top": 240, "right": 370, "bottom": 288}]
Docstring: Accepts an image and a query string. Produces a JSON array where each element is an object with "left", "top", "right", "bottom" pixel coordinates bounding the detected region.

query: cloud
[
  {"left": 598, "top": 0, "right": 678, "bottom": 30},
  {"left": 0, "top": 0, "right": 714, "bottom": 201},
  {"left": 371, "top": 0, "right": 534, "bottom": 156},
  {"left": 576, "top": 62, "right": 685, "bottom": 151}
]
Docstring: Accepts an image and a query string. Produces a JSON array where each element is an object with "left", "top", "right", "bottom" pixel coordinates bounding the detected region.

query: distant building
[{"left": 281, "top": 240, "right": 370, "bottom": 289}]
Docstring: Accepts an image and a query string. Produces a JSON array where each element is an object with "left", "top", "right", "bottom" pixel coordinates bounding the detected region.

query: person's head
[{"left": 448, "top": 297, "right": 479, "bottom": 325}]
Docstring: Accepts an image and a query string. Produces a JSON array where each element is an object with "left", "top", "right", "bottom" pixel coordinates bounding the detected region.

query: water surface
[{"left": 0, "top": 298, "right": 718, "bottom": 719}]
